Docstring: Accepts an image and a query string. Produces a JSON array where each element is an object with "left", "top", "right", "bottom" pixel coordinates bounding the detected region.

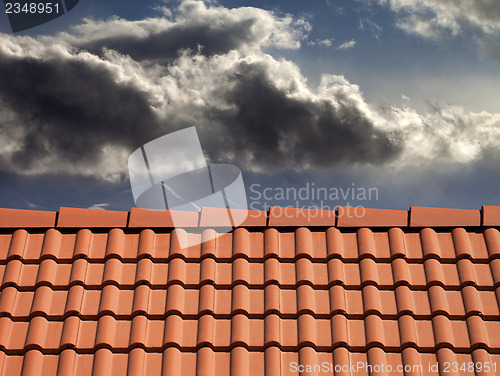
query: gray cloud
[
  {"left": 67, "top": 1, "right": 310, "bottom": 61},
  {"left": 0, "top": 49, "right": 163, "bottom": 180},
  {"left": 201, "top": 62, "right": 401, "bottom": 170}
]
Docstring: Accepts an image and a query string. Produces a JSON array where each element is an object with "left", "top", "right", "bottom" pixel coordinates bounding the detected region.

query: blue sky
[{"left": 0, "top": 0, "right": 499, "bottom": 211}]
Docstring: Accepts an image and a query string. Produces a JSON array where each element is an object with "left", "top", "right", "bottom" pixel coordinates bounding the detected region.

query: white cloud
[
  {"left": 64, "top": 0, "right": 311, "bottom": 56},
  {"left": 374, "top": 0, "right": 500, "bottom": 39},
  {"left": 308, "top": 38, "right": 334, "bottom": 47},
  {"left": 337, "top": 39, "right": 356, "bottom": 49}
]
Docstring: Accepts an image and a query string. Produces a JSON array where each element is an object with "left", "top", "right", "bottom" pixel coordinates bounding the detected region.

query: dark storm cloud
[
  {"left": 68, "top": 0, "right": 309, "bottom": 61},
  {"left": 201, "top": 62, "right": 402, "bottom": 170},
  {"left": 0, "top": 0, "right": 405, "bottom": 181},
  {"left": 0, "top": 51, "right": 163, "bottom": 175},
  {"left": 78, "top": 19, "right": 262, "bottom": 61}
]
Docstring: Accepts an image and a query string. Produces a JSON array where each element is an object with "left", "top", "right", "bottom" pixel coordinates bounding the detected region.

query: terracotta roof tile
[
  {"left": 57, "top": 207, "right": 128, "bottom": 228},
  {"left": 199, "top": 207, "right": 267, "bottom": 227},
  {"left": 0, "top": 209, "right": 56, "bottom": 228},
  {"left": 337, "top": 207, "right": 408, "bottom": 227},
  {"left": 128, "top": 208, "right": 199, "bottom": 228},
  {"left": 268, "top": 207, "right": 336, "bottom": 227},
  {"left": 482, "top": 205, "right": 500, "bottom": 227},
  {"left": 0, "top": 206, "right": 499, "bottom": 375},
  {"left": 409, "top": 206, "right": 481, "bottom": 227}
]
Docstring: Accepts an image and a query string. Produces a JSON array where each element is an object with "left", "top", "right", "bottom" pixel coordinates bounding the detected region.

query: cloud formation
[
  {"left": 337, "top": 39, "right": 356, "bottom": 49},
  {"left": 67, "top": 1, "right": 311, "bottom": 60},
  {"left": 373, "top": 0, "right": 500, "bottom": 39},
  {"left": 0, "top": 0, "right": 499, "bottom": 185}
]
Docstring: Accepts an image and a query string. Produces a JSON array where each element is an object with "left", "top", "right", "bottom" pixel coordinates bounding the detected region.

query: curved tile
[
  {"left": 357, "top": 228, "right": 376, "bottom": 259},
  {"left": 420, "top": 228, "right": 441, "bottom": 259},
  {"left": 388, "top": 228, "right": 406, "bottom": 259},
  {"left": 232, "top": 228, "right": 250, "bottom": 259},
  {"left": 7, "top": 230, "right": 28, "bottom": 260},
  {"left": 295, "top": 228, "right": 313, "bottom": 259},
  {"left": 40, "top": 229, "right": 62, "bottom": 260}
]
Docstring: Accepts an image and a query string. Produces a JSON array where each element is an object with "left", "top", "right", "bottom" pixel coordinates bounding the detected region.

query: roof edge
[{"left": 0, "top": 205, "right": 498, "bottom": 229}]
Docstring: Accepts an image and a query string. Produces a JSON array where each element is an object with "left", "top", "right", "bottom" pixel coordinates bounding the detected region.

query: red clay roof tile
[
  {"left": 57, "top": 207, "right": 128, "bottom": 228},
  {"left": 268, "top": 206, "right": 336, "bottom": 227},
  {"left": 128, "top": 207, "right": 199, "bottom": 228},
  {"left": 337, "top": 207, "right": 408, "bottom": 227},
  {"left": 0, "top": 209, "right": 56, "bottom": 228},
  {"left": 409, "top": 206, "right": 481, "bottom": 227},
  {"left": 0, "top": 206, "right": 499, "bottom": 375},
  {"left": 199, "top": 207, "right": 267, "bottom": 227},
  {"left": 482, "top": 205, "right": 500, "bottom": 227}
]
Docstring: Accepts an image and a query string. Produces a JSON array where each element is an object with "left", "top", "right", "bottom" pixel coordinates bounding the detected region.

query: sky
[{"left": 0, "top": 0, "right": 499, "bottom": 211}]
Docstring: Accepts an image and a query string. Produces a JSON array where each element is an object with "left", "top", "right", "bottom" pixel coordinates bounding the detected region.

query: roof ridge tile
[
  {"left": 410, "top": 206, "right": 481, "bottom": 227},
  {"left": 0, "top": 208, "right": 56, "bottom": 228},
  {"left": 338, "top": 207, "right": 408, "bottom": 228},
  {"left": 482, "top": 205, "right": 500, "bottom": 227},
  {"left": 2, "top": 205, "right": 500, "bottom": 228},
  {"left": 268, "top": 207, "right": 336, "bottom": 227},
  {"left": 57, "top": 207, "right": 128, "bottom": 228},
  {"left": 129, "top": 207, "right": 198, "bottom": 228}
]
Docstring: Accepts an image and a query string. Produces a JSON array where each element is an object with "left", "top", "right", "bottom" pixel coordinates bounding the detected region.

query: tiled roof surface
[{"left": 0, "top": 206, "right": 500, "bottom": 375}]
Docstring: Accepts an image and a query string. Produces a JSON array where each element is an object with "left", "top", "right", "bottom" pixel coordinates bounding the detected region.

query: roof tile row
[
  {"left": 2, "top": 227, "right": 500, "bottom": 261},
  {"left": 2, "top": 258, "right": 500, "bottom": 289},
  {"left": 2, "top": 206, "right": 500, "bottom": 229},
  {"left": 2, "top": 347, "right": 498, "bottom": 376},
  {"left": 0, "top": 285, "right": 498, "bottom": 319},
  {"left": 1, "top": 314, "right": 499, "bottom": 352}
]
